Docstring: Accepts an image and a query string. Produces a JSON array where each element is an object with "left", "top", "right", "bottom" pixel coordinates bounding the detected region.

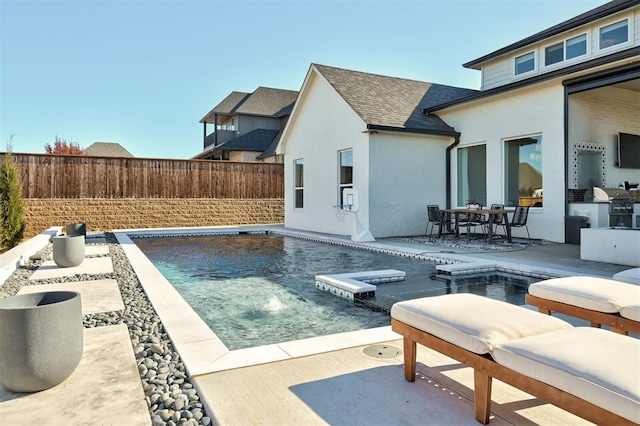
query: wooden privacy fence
[{"left": 0, "top": 153, "right": 284, "bottom": 199}]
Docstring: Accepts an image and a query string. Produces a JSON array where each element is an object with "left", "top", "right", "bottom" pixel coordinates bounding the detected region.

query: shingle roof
[
  {"left": 82, "top": 142, "right": 134, "bottom": 158},
  {"left": 464, "top": 0, "right": 640, "bottom": 69},
  {"left": 256, "top": 131, "right": 283, "bottom": 159},
  {"left": 199, "top": 91, "right": 251, "bottom": 123},
  {"left": 313, "top": 64, "right": 478, "bottom": 135},
  {"left": 234, "top": 87, "right": 298, "bottom": 117},
  {"left": 200, "top": 87, "right": 298, "bottom": 124},
  {"left": 218, "top": 129, "right": 281, "bottom": 152}
]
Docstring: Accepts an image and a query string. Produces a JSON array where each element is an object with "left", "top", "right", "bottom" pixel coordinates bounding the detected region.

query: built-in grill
[{"left": 593, "top": 187, "right": 634, "bottom": 228}]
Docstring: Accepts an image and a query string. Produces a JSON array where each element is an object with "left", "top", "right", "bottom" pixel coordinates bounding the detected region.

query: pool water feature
[{"left": 133, "top": 234, "right": 541, "bottom": 350}]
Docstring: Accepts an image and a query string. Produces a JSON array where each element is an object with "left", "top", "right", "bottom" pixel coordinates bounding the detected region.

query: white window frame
[
  {"left": 542, "top": 32, "right": 588, "bottom": 69},
  {"left": 513, "top": 51, "right": 537, "bottom": 78},
  {"left": 503, "top": 134, "right": 543, "bottom": 208},
  {"left": 565, "top": 33, "right": 588, "bottom": 61},
  {"left": 543, "top": 41, "right": 565, "bottom": 67},
  {"left": 456, "top": 143, "right": 487, "bottom": 208},
  {"left": 597, "top": 17, "right": 632, "bottom": 53},
  {"left": 338, "top": 149, "right": 353, "bottom": 209},
  {"left": 293, "top": 158, "right": 304, "bottom": 209}
]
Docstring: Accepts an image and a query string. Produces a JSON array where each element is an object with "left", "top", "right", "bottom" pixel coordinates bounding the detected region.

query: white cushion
[
  {"left": 492, "top": 327, "right": 640, "bottom": 424},
  {"left": 613, "top": 268, "right": 640, "bottom": 285},
  {"left": 621, "top": 304, "right": 640, "bottom": 322},
  {"left": 529, "top": 277, "right": 640, "bottom": 313},
  {"left": 390, "top": 293, "right": 571, "bottom": 354}
]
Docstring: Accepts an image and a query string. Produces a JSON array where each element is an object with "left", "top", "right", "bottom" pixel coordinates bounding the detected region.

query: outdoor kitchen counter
[
  {"left": 568, "top": 201, "right": 640, "bottom": 228},
  {"left": 580, "top": 227, "right": 640, "bottom": 267}
]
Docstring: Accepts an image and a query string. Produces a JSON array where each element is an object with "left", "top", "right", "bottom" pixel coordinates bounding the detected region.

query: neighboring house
[
  {"left": 278, "top": 0, "right": 640, "bottom": 242},
  {"left": 83, "top": 142, "right": 134, "bottom": 157},
  {"left": 193, "top": 87, "right": 298, "bottom": 163}
]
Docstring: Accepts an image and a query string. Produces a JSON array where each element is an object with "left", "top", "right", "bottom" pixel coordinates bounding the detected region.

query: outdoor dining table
[{"left": 438, "top": 208, "right": 515, "bottom": 244}]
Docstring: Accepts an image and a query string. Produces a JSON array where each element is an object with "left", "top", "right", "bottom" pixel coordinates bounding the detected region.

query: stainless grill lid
[{"left": 593, "top": 187, "right": 632, "bottom": 201}]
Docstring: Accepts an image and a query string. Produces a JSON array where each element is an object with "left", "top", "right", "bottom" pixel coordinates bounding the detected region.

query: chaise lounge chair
[
  {"left": 391, "top": 293, "right": 640, "bottom": 425},
  {"left": 525, "top": 276, "right": 640, "bottom": 335}
]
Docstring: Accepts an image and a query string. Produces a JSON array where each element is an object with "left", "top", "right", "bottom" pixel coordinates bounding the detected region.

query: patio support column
[
  {"left": 203, "top": 122, "right": 207, "bottom": 147},
  {"left": 214, "top": 113, "right": 218, "bottom": 147}
]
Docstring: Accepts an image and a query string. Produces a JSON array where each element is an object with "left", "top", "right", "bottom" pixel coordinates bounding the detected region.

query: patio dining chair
[
  {"left": 502, "top": 205, "right": 531, "bottom": 244},
  {"left": 487, "top": 203, "right": 505, "bottom": 238},
  {"left": 457, "top": 211, "right": 486, "bottom": 243},
  {"left": 425, "top": 205, "right": 453, "bottom": 241}
]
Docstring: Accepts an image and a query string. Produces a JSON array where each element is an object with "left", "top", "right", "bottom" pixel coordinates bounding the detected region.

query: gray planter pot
[
  {"left": 66, "top": 222, "right": 87, "bottom": 237},
  {"left": 53, "top": 235, "right": 85, "bottom": 267},
  {"left": 0, "top": 291, "right": 83, "bottom": 392}
]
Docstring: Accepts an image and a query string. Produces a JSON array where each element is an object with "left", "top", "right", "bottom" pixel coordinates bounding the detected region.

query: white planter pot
[
  {"left": 53, "top": 235, "right": 85, "bottom": 267},
  {"left": 0, "top": 291, "right": 83, "bottom": 392}
]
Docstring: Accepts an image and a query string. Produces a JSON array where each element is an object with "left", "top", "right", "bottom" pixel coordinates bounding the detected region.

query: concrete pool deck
[{"left": 0, "top": 224, "right": 636, "bottom": 425}]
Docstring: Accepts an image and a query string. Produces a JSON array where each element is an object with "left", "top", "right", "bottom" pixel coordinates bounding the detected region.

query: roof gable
[
  {"left": 312, "top": 64, "right": 477, "bottom": 135},
  {"left": 200, "top": 87, "right": 298, "bottom": 124},
  {"left": 234, "top": 87, "right": 298, "bottom": 117},
  {"left": 199, "top": 91, "right": 251, "bottom": 123}
]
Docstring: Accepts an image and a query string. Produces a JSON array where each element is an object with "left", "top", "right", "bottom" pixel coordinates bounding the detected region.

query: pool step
[
  {"left": 436, "top": 261, "right": 496, "bottom": 276},
  {"left": 315, "top": 269, "right": 405, "bottom": 301}
]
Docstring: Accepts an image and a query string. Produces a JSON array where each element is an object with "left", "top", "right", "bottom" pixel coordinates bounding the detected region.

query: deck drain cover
[{"left": 363, "top": 344, "right": 402, "bottom": 359}]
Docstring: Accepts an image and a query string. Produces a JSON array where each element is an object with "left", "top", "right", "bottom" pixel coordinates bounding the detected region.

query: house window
[
  {"left": 545, "top": 42, "right": 564, "bottom": 66},
  {"left": 599, "top": 19, "right": 629, "bottom": 50},
  {"left": 514, "top": 52, "right": 535, "bottom": 75},
  {"left": 457, "top": 145, "right": 486, "bottom": 207},
  {"left": 566, "top": 34, "right": 587, "bottom": 59},
  {"left": 545, "top": 34, "right": 587, "bottom": 67},
  {"left": 338, "top": 149, "right": 353, "bottom": 207},
  {"left": 294, "top": 159, "right": 303, "bottom": 209},
  {"left": 504, "top": 135, "right": 543, "bottom": 207}
]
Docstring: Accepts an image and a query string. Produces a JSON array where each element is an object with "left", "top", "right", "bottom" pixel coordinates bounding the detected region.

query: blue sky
[{"left": 1, "top": 0, "right": 605, "bottom": 159}]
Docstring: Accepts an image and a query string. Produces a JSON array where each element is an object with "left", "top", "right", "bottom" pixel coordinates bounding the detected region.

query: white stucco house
[
  {"left": 277, "top": 64, "right": 477, "bottom": 238},
  {"left": 277, "top": 0, "right": 640, "bottom": 243}
]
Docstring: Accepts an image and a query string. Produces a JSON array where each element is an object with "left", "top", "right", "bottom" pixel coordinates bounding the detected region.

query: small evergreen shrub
[{"left": 0, "top": 141, "right": 26, "bottom": 249}]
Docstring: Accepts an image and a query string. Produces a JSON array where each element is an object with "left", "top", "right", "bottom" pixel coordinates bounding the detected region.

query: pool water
[{"left": 134, "top": 234, "right": 539, "bottom": 350}]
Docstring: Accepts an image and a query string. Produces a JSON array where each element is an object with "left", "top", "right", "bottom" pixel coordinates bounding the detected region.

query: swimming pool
[{"left": 134, "top": 233, "right": 540, "bottom": 350}]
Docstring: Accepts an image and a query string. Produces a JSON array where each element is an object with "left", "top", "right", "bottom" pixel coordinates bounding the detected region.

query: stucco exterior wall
[
  {"left": 281, "top": 72, "right": 369, "bottom": 236},
  {"left": 369, "top": 132, "right": 452, "bottom": 237},
  {"left": 438, "top": 81, "right": 565, "bottom": 242},
  {"left": 569, "top": 85, "right": 640, "bottom": 187}
]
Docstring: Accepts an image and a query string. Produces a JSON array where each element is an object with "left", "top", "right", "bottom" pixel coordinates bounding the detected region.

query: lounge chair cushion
[
  {"left": 390, "top": 293, "right": 571, "bottom": 354},
  {"left": 621, "top": 304, "right": 640, "bottom": 322},
  {"left": 528, "top": 277, "right": 640, "bottom": 313},
  {"left": 492, "top": 327, "right": 640, "bottom": 424}
]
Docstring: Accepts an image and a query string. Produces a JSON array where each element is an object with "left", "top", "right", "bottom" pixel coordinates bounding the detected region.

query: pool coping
[{"left": 114, "top": 224, "right": 584, "bottom": 378}]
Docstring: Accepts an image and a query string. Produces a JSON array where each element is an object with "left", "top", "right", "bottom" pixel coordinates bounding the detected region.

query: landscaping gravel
[{"left": 0, "top": 233, "right": 212, "bottom": 426}]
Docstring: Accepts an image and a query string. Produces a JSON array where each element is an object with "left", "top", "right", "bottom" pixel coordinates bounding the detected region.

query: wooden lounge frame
[
  {"left": 525, "top": 294, "right": 640, "bottom": 335},
  {"left": 391, "top": 319, "right": 635, "bottom": 425}
]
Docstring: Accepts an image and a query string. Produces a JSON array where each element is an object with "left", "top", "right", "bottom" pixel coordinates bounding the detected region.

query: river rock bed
[{"left": 0, "top": 233, "right": 212, "bottom": 426}]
